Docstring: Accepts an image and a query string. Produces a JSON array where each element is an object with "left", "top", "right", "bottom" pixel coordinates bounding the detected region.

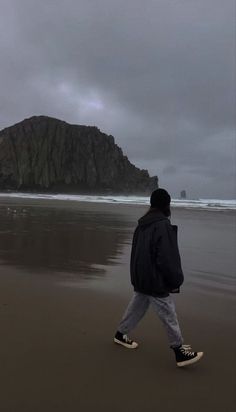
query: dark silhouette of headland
[{"left": 0, "top": 116, "right": 158, "bottom": 194}]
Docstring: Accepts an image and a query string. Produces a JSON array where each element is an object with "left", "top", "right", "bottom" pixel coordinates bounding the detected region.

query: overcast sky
[{"left": 0, "top": 0, "right": 235, "bottom": 198}]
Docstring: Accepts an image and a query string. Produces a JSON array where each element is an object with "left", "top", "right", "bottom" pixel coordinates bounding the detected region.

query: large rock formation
[{"left": 0, "top": 116, "right": 158, "bottom": 194}]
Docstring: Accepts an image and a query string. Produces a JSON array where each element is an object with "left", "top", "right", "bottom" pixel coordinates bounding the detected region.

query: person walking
[{"left": 113, "top": 188, "right": 203, "bottom": 367}]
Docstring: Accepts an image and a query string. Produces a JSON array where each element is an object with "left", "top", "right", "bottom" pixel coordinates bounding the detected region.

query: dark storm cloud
[{"left": 0, "top": 0, "right": 235, "bottom": 198}]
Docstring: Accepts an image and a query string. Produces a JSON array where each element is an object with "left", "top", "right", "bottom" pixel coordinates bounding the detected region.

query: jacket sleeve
[{"left": 155, "top": 221, "right": 184, "bottom": 290}]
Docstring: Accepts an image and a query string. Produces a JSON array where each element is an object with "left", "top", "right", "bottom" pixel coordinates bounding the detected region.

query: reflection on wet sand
[{"left": 0, "top": 203, "right": 133, "bottom": 278}]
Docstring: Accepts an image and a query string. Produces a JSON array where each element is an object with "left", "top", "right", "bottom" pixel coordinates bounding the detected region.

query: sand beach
[{"left": 0, "top": 196, "right": 235, "bottom": 411}]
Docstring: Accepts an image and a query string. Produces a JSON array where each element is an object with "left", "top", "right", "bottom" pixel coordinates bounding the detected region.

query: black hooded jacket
[{"left": 130, "top": 210, "right": 184, "bottom": 297}]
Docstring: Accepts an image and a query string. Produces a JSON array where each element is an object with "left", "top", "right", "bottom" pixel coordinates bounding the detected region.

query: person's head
[{"left": 150, "top": 188, "right": 171, "bottom": 217}]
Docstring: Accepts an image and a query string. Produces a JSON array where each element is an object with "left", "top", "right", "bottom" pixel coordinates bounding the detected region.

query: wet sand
[{"left": 0, "top": 197, "right": 235, "bottom": 411}]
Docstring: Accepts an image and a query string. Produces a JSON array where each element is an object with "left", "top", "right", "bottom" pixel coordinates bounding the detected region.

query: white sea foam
[{"left": 0, "top": 192, "right": 236, "bottom": 210}]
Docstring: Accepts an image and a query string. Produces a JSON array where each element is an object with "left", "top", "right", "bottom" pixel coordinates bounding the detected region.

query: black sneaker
[
  {"left": 173, "top": 344, "right": 204, "bottom": 367},
  {"left": 114, "top": 331, "right": 138, "bottom": 349}
]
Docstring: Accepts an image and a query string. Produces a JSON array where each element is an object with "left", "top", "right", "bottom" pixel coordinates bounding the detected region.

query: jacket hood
[{"left": 138, "top": 210, "right": 168, "bottom": 227}]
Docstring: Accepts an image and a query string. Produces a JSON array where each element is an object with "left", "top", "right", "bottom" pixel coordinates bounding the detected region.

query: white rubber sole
[
  {"left": 114, "top": 338, "right": 139, "bottom": 349},
  {"left": 177, "top": 352, "right": 204, "bottom": 367}
]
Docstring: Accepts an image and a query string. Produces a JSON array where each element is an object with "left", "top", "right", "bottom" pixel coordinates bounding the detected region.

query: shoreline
[
  {"left": 0, "top": 264, "right": 235, "bottom": 411},
  {"left": 0, "top": 198, "right": 235, "bottom": 410},
  {"left": 0, "top": 192, "right": 236, "bottom": 212}
]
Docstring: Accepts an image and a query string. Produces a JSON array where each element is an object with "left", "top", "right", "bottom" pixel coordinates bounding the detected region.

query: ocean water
[{"left": 0, "top": 192, "right": 236, "bottom": 211}]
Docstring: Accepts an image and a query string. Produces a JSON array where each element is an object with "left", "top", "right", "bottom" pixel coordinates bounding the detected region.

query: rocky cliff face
[{"left": 0, "top": 116, "right": 158, "bottom": 194}]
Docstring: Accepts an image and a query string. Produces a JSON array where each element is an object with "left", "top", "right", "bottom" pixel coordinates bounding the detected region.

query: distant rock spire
[{"left": 180, "top": 190, "right": 187, "bottom": 199}]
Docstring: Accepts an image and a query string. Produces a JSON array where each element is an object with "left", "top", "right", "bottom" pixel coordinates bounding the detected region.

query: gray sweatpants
[{"left": 117, "top": 292, "right": 184, "bottom": 347}]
